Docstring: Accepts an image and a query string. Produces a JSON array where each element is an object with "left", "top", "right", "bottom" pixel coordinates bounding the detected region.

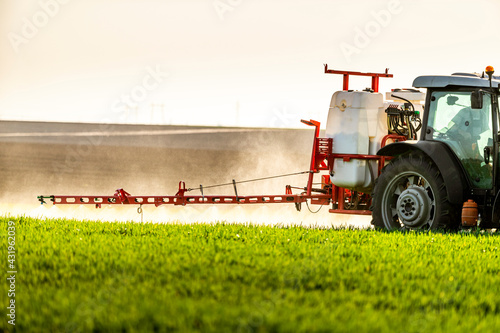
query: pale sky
[{"left": 1, "top": 0, "right": 499, "bottom": 128}]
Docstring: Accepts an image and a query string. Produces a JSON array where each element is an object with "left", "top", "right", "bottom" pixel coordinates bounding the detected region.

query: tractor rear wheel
[{"left": 371, "top": 153, "right": 459, "bottom": 230}]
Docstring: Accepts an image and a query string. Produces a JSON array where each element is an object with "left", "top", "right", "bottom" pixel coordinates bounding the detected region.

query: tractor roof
[{"left": 413, "top": 74, "right": 500, "bottom": 89}]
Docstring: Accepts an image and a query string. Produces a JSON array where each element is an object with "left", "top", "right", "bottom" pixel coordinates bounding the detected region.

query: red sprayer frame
[
  {"left": 38, "top": 120, "right": 404, "bottom": 215},
  {"left": 38, "top": 66, "right": 403, "bottom": 215},
  {"left": 38, "top": 119, "right": 332, "bottom": 209},
  {"left": 324, "top": 64, "right": 393, "bottom": 92}
]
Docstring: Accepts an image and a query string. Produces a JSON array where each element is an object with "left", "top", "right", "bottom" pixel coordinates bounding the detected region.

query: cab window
[{"left": 427, "top": 91, "right": 493, "bottom": 189}]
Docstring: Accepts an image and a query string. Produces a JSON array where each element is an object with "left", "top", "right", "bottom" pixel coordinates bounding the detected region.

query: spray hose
[
  {"left": 386, "top": 94, "right": 422, "bottom": 140},
  {"left": 186, "top": 171, "right": 312, "bottom": 192}
]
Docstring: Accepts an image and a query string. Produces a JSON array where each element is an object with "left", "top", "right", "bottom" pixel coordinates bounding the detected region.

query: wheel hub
[{"left": 396, "top": 185, "right": 431, "bottom": 228}]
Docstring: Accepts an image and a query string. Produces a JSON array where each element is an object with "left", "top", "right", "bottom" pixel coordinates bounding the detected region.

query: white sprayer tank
[{"left": 325, "top": 90, "right": 387, "bottom": 192}]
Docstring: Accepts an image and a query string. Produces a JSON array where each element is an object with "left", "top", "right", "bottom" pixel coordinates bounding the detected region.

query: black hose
[{"left": 187, "top": 171, "right": 311, "bottom": 192}]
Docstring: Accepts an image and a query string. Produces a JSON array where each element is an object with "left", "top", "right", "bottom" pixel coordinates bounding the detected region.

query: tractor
[
  {"left": 372, "top": 66, "right": 500, "bottom": 230},
  {"left": 38, "top": 65, "right": 500, "bottom": 231}
]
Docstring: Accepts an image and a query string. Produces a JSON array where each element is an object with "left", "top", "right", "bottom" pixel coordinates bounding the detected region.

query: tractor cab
[
  {"left": 373, "top": 67, "right": 500, "bottom": 230},
  {"left": 416, "top": 72, "right": 500, "bottom": 191}
]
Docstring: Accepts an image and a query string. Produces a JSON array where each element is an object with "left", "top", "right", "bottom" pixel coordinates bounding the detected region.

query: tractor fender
[{"left": 377, "top": 141, "right": 467, "bottom": 205}]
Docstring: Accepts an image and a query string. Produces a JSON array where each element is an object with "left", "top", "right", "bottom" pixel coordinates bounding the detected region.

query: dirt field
[
  {"left": 0, "top": 121, "right": 315, "bottom": 198},
  {"left": 0, "top": 121, "right": 370, "bottom": 226}
]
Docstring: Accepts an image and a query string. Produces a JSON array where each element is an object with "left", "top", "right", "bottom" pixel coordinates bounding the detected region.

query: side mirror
[{"left": 471, "top": 90, "right": 484, "bottom": 109}]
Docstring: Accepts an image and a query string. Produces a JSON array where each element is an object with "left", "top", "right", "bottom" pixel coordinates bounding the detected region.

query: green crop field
[{"left": 1, "top": 216, "right": 500, "bottom": 332}]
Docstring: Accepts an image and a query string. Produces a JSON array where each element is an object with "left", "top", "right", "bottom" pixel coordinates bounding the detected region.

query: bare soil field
[{"left": 0, "top": 121, "right": 370, "bottom": 226}]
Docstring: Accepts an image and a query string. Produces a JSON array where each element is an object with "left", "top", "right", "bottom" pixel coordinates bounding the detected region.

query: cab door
[{"left": 425, "top": 89, "right": 494, "bottom": 190}]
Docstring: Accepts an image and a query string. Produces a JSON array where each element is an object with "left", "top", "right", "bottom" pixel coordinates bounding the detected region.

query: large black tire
[{"left": 371, "top": 153, "right": 460, "bottom": 230}]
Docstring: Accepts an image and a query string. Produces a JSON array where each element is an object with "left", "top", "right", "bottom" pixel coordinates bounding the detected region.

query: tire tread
[{"left": 371, "top": 152, "right": 459, "bottom": 230}]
